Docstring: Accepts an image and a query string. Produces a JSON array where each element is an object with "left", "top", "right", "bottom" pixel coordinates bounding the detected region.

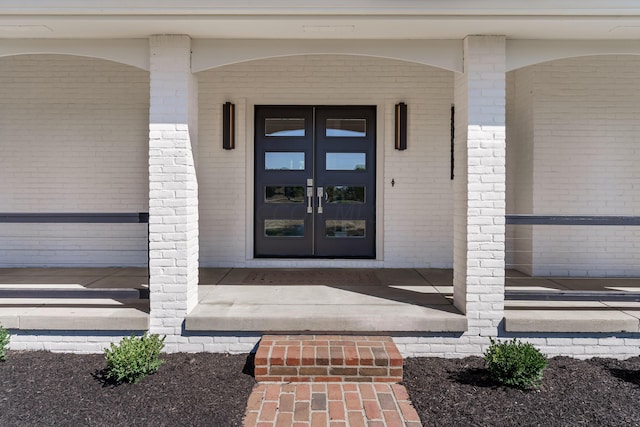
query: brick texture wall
[
  {"left": 507, "top": 55, "right": 640, "bottom": 276},
  {"left": 148, "top": 35, "right": 200, "bottom": 339},
  {"left": 197, "top": 54, "right": 455, "bottom": 267},
  {"left": 453, "top": 36, "right": 506, "bottom": 336},
  {"left": 0, "top": 54, "right": 149, "bottom": 266}
]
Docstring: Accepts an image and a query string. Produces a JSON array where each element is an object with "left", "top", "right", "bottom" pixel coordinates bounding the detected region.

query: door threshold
[{"left": 246, "top": 259, "right": 384, "bottom": 268}]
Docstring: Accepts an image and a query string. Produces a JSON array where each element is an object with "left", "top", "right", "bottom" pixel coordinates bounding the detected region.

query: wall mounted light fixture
[
  {"left": 223, "top": 101, "right": 235, "bottom": 150},
  {"left": 395, "top": 102, "right": 407, "bottom": 151}
]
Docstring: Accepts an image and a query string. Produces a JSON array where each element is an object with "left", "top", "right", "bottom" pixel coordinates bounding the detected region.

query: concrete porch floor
[
  {"left": 0, "top": 267, "right": 149, "bottom": 330},
  {"left": 1, "top": 267, "right": 640, "bottom": 334},
  {"left": 187, "top": 268, "right": 467, "bottom": 333}
]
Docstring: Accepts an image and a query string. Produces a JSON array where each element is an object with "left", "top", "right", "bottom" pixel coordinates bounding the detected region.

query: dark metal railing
[
  {"left": 506, "top": 214, "right": 640, "bottom": 226},
  {"left": 0, "top": 213, "right": 149, "bottom": 224},
  {"left": 0, "top": 212, "right": 150, "bottom": 299}
]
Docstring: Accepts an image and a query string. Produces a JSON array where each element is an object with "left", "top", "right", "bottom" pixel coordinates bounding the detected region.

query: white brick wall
[
  {"left": 505, "top": 68, "right": 534, "bottom": 274},
  {"left": 0, "top": 54, "right": 149, "bottom": 266},
  {"left": 507, "top": 55, "right": 640, "bottom": 276},
  {"left": 9, "top": 330, "right": 639, "bottom": 359},
  {"left": 9, "top": 332, "right": 260, "bottom": 354},
  {"left": 396, "top": 335, "right": 640, "bottom": 360},
  {"left": 197, "top": 54, "right": 455, "bottom": 267},
  {"left": 453, "top": 36, "right": 506, "bottom": 336},
  {"left": 148, "top": 35, "right": 200, "bottom": 339}
]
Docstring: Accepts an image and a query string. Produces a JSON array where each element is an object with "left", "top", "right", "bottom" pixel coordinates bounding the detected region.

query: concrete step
[{"left": 254, "top": 335, "right": 403, "bottom": 383}]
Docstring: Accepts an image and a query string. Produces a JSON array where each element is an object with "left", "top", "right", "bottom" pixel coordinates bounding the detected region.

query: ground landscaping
[
  {"left": 1, "top": 351, "right": 640, "bottom": 426},
  {"left": 404, "top": 355, "right": 640, "bottom": 426}
]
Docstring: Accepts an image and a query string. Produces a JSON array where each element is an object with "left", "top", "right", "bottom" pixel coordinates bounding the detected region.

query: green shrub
[
  {"left": 0, "top": 326, "right": 10, "bottom": 361},
  {"left": 104, "top": 333, "right": 165, "bottom": 384},
  {"left": 484, "top": 338, "right": 548, "bottom": 389}
]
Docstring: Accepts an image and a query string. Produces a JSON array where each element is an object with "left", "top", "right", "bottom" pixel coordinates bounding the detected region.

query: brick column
[
  {"left": 148, "top": 35, "right": 199, "bottom": 338},
  {"left": 453, "top": 36, "right": 506, "bottom": 336}
]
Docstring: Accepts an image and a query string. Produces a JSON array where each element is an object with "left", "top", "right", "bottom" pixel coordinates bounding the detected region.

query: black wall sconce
[
  {"left": 223, "top": 101, "right": 235, "bottom": 150},
  {"left": 395, "top": 102, "right": 407, "bottom": 150}
]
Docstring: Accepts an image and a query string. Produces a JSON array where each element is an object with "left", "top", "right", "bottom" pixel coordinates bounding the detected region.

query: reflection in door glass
[
  {"left": 325, "top": 220, "right": 365, "bottom": 238},
  {"left": 265, "top": 152, "right": 305, "bottom": 170},
  {"left": 265, "top": 118, "right": 305, "bottom": 137},
  {"left": 265, "top": 220, "right": 304, "bottom": 237},
  {"left": 265, "top": 186, "right": 305, "bottom": 203},
  {"left": 326, "top": 119, "right": 366, "bottom": 137},
  {"left": 326, "top": 186, "right": 365, "bottom": 204},
  {"left": 326, "top": 153, "right": 366, "bottom": 171}
]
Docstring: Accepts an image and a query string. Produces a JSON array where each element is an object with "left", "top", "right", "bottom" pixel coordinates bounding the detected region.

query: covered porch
[
  {"left": 0, "top": 2, "right": 639, "bottom": 357},
  {"left": 2, "top": 267, "right": 640, "bottom": 336}
]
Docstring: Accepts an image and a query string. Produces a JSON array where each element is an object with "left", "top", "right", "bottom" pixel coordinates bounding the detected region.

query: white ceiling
[{"left": 1, "top": 1, "right": 640, "bottom": 39}]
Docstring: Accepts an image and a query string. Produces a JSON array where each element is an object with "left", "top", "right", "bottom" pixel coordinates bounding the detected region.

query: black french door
[{"left": 255, "top": 106, "right": 376, "bottom": 258}]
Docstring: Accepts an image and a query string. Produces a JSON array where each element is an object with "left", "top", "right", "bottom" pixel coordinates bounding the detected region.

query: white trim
[
  {"left": 246, "top": 258, "right": 385, "bottom": 268},
  {"left": 0, "top": 38, "right": 149, "bottom": 70},
  {"left": 245, "top": 99, "right": 254, "bottom": 262},
  {"left": 4, "top": 1, "right": 640, "bottom": 16},
  {"left": 244, "top": 101, "right": 386, "bottom": 264},
  {"left": 506, "top": 39, "right": 640, "bottom": 71},
  {"left": 192, "top": 39, "right": 463, "bottom": 73},
  {"left": 375, "top": 103, "right": 385, "bottom": 262}
]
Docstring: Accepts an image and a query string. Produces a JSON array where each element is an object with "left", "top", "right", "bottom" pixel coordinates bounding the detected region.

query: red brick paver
[
  {"left": 243, "top": 382, "right": 421, "bottom": 426},
  {"left": 255, "top": 335, "right": 403, "bottom": 383},
  {"left": 244, "top": 335, "right": 421, "bottom": 426}
]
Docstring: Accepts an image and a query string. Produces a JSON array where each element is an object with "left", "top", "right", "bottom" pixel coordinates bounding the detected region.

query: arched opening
[
  {"left": 506, "top": 55, "right": 640, "bottom": 277},
  {"left": 195, "top": 53, "right": 456, "bottom": 268},
  {"left": 0, "top": 54, "right": 150, "bottom": 267}
]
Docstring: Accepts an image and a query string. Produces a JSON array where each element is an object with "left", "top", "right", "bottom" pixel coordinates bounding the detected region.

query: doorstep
[
  {"left": 185, "top": 284, "right": 467, "bottom": 333},
  {"left": 254, "top": 335, "right": 403, "bottom": 383}
]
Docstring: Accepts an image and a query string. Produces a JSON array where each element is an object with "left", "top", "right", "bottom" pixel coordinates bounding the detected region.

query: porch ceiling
[{"left": 2, "top": 1, "right": 640, "bottom": 40}]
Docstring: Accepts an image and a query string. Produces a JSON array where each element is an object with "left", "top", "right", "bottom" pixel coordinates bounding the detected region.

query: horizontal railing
[
  {"left": 0, "top": 212, "right": 149, "bottom": 298},
  {"left": 505, "top": 214, "right": 640, "bottom": 300},
  {"left": 0, "top": 212, "right": 149, "bottom": 223},
  {"left": 506, "top": 214, "right": 640, "bottom": 226}
]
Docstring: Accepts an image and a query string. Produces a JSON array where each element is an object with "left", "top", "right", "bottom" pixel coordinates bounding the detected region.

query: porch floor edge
[{"left": 184, "top": 305, "right": 467, "bottom": 333}]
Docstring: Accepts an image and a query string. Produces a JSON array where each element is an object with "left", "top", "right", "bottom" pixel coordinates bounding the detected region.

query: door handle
[
  {"left": 306, "top": 186, "right": 313, "bottom": 214},
  {"left": 317, "top": 187, "right": 324, "bottom": 214}
]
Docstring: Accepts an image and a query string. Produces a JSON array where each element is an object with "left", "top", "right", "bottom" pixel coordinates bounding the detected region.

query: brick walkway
[{"left": 243, "top": 335, "right": 423, "bottom": 427}]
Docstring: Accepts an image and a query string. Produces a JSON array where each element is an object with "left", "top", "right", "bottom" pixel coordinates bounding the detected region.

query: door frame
[{"left": 245, "top": 102, "right": 388, "bottom": 264}]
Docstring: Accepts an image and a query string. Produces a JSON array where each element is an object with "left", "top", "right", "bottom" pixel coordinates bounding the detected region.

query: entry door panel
[{"left": 255, "top": 106, "right": 376, "bottom": 258}]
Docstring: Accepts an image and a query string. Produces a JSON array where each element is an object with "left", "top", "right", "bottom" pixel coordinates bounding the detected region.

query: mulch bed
[
  {"left": 2, "top": 351, "right": 640, "bottom": 426},
  {"left": 404, "top": 356, "right": 640, "bottom": 427},
  {"left": 0, "top": 351, "right": 255, "bottom": 427}
]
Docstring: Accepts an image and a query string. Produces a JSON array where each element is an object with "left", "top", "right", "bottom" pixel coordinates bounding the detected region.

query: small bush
[
  {"left": 104, "top": 333, "right": 165, "bottom": 384},
  {"left": 484, "top": 338, "right": 548, "bottom": 389},
  {"left": 0, "top": 326, "right": 10, "bottom": 361}
]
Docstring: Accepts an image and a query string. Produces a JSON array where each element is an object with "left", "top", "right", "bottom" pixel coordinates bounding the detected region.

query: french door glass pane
[
  {"left": 325, "top": 220, "right": 366, "bottom": 238},
  {"left": 265, "top": 186, "right": 305, "bottom": 203},
  {"left": 265, "top": 118, "right": 305, "bottom": 137},
  {"left": 326, "top": 118, "right": 366, "bottom": 137},
  {"left": 326, "top": 186, "right": 365, "bottom": 204},
  {"left": 265, "top": 152, "right": 305, "bottom": 170},
  {"left": 326, "top": 153, "right": 366, "bottom": 171},
  {"left": 265, "top": 220, "right": 304, "bottom": 237}
]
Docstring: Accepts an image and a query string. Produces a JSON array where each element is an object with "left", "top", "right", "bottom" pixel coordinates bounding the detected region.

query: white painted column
[
  {"left": 453, "top": 36, "right": 506, "bottom": 336},
  {"left": 148, "top": 35, "right": 199, "bottom": 338}
]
